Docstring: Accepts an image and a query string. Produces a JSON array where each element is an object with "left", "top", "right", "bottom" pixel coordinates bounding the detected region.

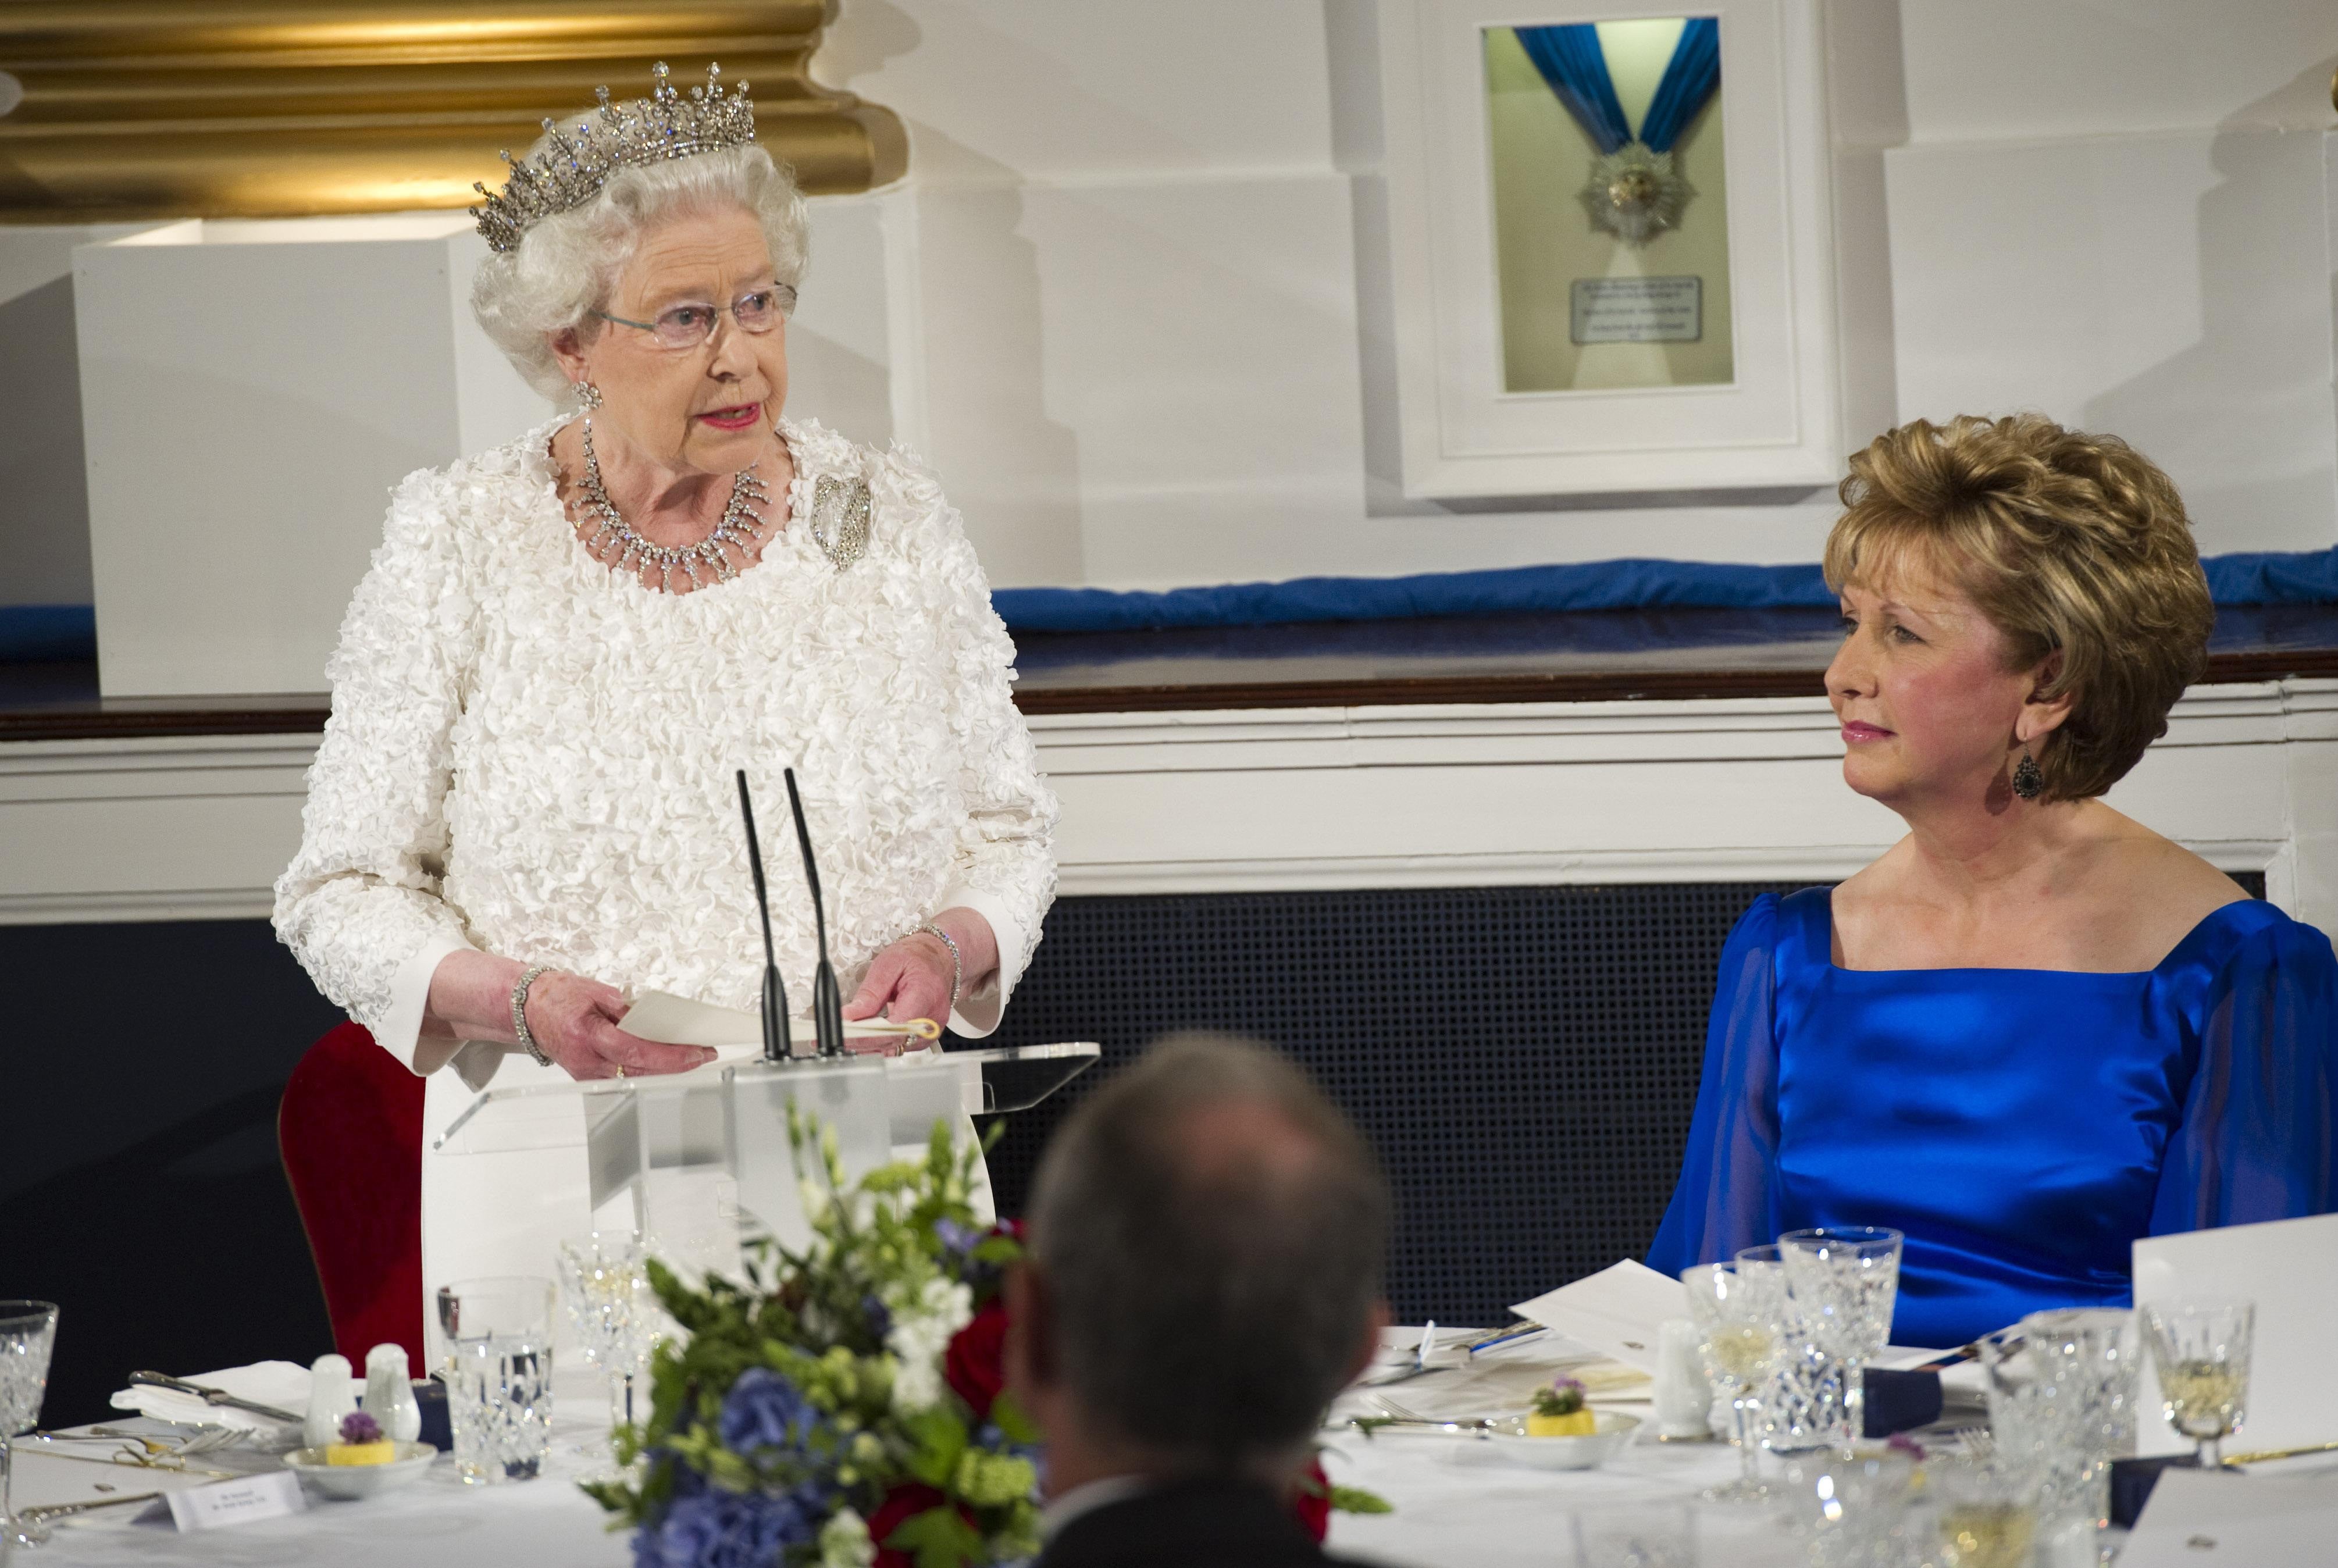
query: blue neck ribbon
[{"left": 1512, "top": 19, "right": 1720, "bottom": 155}]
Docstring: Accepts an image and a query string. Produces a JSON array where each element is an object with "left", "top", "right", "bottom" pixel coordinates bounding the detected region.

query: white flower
[
  {"left": 883, "top": 1275, "right": 973, "bottom": 1414},
  {"left": 819, "top": 1507, "right": 876, "bottom": 1568}
]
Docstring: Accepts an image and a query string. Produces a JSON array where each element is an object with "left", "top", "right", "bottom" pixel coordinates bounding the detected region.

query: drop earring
[
  {"left": 576, "top": 379, "right": 604, "bottom": 410},
  {"left": 2011, "top": 749, "right": 2043, "bottom": 800}
]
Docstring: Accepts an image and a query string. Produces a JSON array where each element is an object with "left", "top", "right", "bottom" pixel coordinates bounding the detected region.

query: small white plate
[
  {"left": 283, "top": 1442, "right": 438, "bottom": 1499},
  {"left": 1444, "top": 1411, "right": 1641, "bottom": 1470}
]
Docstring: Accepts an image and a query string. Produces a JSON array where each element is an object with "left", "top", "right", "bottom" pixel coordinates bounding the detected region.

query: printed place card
[{"left": 164, "top": 1470, "right": 306, "bottom": 1533}]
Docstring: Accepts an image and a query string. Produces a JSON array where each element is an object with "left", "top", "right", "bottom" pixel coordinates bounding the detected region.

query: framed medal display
[{"left": 1375, "top": 0, "right": 1844, "bottom": 497}]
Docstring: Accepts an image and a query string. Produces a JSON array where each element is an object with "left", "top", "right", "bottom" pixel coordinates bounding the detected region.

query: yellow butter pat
[
  {"left": 326, "top": 1440, "right": 397, "bottom": 1466},
  {"left": 1526, "top": 1409, "right": 1598, "bottom": 1437}
]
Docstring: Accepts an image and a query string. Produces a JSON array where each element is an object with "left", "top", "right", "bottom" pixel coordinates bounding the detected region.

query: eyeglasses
[{"left": 592, "top": 282, "right": 796, "bottom": 351}]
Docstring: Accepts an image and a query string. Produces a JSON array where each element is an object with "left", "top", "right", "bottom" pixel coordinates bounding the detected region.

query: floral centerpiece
[
  {"left": 589, "top": 1114, "right": 1386, "bottom": 1567},
  {"left": 588, "top": 1119, "right": 1037, "bottom": 1567}
]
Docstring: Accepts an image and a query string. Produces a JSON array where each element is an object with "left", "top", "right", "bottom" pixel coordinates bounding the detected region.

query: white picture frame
[{"left": 1377, "top": 0, "right": 1843, "bottom": 498}]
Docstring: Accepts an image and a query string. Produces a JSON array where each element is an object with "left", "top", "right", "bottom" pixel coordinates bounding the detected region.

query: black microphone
[
  {"left": 783, "top": 767, "right": 846, "bottom": 1059},
  {"left": 735, "top": 770, "right": 791, "bottom": 1063}
]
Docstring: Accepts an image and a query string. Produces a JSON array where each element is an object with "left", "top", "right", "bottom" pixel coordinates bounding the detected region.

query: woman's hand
[
  {"left": 521, "top": 971, "right": 716, "bottom": 1081},
  {"left": 841, "top": 908, "right": 1002, "bottom": 1056},
  {"left": 425, "top": 949, "right": 713, "bottom": 1081},
  {"left": 840, "top": 933, "right": 957, "bottom": 1056}
]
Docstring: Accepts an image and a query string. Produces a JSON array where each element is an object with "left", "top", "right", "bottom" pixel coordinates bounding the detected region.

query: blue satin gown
[{"left": 1645, "top": 888, "right": 2338, "bottom": 1348}]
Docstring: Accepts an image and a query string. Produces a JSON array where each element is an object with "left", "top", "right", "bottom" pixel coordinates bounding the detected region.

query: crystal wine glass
[
  {"left": 1777, "top": 1227, "right": 1902, "bottom": 1439},
  {"left": 1, "top": 1302, "right": 59, "bottom": 1551},
  {"left": 558, "top": 1234, "right": 652, "bottom": 1465},
  {"left": 1679, "top": 1263, "right": 1783, "bottom": 1502},
  {"left": 2141, "top": 1299, "right": 2253, "bottom": 1468}
]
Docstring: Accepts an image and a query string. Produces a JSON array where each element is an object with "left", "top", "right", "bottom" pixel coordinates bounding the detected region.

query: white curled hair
[{"left": 470, "top": 133, "right": 809, "bottom": 406}]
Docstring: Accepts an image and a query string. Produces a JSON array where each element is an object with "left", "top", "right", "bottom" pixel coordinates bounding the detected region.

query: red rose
[
  {"left": 944, "top": 1299, "right": 1010, "bottom": 1421},
  {"left": 868, "top": 1483, "right": 946, "bottom": 1568},
  {"left": 1291, "top": 1457, "right": 1332, "bottom": 1543}
]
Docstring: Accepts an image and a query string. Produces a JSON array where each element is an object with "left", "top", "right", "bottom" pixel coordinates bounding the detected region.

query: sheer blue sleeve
[
  {"left": 2150, "top": 915, "right": 2338, "bottom": 1232},
  {"left": 1646, "top": 894, "right": 1784, "bottom": 1273}
]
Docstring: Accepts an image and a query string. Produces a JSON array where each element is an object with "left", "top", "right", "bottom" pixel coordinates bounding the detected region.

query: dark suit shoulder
[{"left": 1037, "top": 1476, "right": 1359, "bottom": 1568}]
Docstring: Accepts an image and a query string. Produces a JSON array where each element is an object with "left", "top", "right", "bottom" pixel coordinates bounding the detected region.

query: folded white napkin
[{"left": 108, "top": 1361, "right": 328, "bottom": 1435}]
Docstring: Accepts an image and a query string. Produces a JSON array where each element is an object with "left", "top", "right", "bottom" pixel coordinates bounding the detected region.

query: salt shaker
[
  {"left": 362, "top": 1343, "right": 422, "bottom": 1444},
  {"left": 303, "top": 1353, "right": 358, "bottom": 1449},
  {"left": 1654, "top": 1317, "right": 1717, "bottom": 1439}
]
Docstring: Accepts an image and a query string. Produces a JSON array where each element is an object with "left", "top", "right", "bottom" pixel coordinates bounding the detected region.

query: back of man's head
[{"left": 1025, "top": 1035, "right": 1391, "bottom": 1471}]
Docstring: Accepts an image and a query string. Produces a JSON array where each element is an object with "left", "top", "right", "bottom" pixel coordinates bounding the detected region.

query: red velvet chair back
[{"left": 279, "top": 1022, "right": 426, "bottom": 1375}]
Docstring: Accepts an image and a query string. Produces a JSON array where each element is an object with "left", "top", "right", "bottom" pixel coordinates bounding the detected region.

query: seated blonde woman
[{"left": 1647, "top": 414, "right": 2337, "bottom": 1348}]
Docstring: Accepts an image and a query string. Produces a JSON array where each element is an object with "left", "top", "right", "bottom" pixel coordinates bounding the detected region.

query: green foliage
[{"left": 586, "top": 1113, "right": 1035, "bottom": 1568}]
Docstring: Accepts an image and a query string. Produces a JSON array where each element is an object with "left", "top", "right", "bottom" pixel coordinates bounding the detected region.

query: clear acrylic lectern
[{"left": 434, "top": 1045, "right": 1099, "bottom": 1274}]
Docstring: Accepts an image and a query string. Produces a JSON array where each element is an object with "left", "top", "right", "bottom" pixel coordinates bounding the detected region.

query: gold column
[{"left": 0, "top": 1, "right": 907, "bottom": 220}]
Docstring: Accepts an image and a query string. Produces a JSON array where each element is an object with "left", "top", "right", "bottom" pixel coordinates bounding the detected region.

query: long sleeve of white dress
[
  {"left": 274, "top": 466, "right": 484, "bottom": 1075},
  {"left": 882, "top": 448, "right": 1059, "bottom": 1036}
]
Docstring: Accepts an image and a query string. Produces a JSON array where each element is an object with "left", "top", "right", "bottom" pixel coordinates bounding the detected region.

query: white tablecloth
[
  {"left": 19, "top": 1339, "right": 1787, "bottom": 1567},
  {"left": 23, "top": 1366, "right": 632, "bottom": 1568}
]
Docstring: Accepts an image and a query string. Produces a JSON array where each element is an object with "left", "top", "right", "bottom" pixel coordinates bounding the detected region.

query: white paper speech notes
[
  {"left": 1509, "top": 1257, "right": 1688, "bottom": 1373},
  {"left": 163, "top": 1470, "right": 307, "bottom": 1533}
]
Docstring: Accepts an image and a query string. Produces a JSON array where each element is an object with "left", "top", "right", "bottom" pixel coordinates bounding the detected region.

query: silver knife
[
  {"left": 127, "top": 1371, "right": 301, "bottom": 1424},
  {"left": 20, "top": 1491, "right": 164, "bottom": 1526}
]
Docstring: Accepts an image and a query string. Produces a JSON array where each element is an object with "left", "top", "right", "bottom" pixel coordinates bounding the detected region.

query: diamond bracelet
[
  {"left": 511, "top": 964, "right": 554, "bottom": 1067},
  {"left": 914, "top": 923, "right": 961, "bottom": 1014}
]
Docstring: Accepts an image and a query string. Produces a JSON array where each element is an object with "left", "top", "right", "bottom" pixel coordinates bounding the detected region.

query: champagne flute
[
  {"left": 1680, "top": 1263, "right": 1782, "bottom": 1501},
  {"left": 2141, "top": 1299, "right": 2253, "bottom": 1469},
  {"left": 1, "top": 1302, "right": 59, "bottom": 1551}
]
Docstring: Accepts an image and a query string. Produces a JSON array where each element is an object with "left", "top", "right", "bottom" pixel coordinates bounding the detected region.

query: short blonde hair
[
  {"left": 1823, "top": 414, "right": 2214, "bottom": 801},
  {"left": 470, "top": 137, "right": 809, "bottom": 405}
]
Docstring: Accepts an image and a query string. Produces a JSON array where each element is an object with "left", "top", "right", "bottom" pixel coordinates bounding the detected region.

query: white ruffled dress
[{"left": 275, "top": 416, "right": 1058, "bottom": 1317}]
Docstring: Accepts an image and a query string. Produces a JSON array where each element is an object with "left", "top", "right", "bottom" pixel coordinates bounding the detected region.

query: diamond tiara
[{"left": 469, "top": 61, "right": 757, "bottom": 254}]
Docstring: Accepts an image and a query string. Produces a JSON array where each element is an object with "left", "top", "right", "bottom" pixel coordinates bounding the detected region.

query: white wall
[
  {"left": 2, "top": 2, "right": 2332, "bottom": 612},
  {"left": 1884, "top": 0, "right": 2338, "bottom": 554},
  {"left": 805, "top": 0, "right": 2338, "bottom": 589},
  {"left": 0, "top": 224, "right": 145, "bottom": 607}
]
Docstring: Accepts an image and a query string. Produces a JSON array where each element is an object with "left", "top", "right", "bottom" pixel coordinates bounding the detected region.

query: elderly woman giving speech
[
  {"left": 275, "top": 65, "right": 1056, "bottom": 1305},
  {"left": 1647, "top": 415, "right": 2337, "bottom": 1348}
]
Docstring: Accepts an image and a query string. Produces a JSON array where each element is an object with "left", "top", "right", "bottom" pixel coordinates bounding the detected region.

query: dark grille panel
[{"left": 974, "top": 882, "right": 1800, "bottom": 1324}]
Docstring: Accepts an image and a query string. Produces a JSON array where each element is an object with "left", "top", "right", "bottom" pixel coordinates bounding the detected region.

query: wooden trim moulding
[{"left": 8, "top": 646, "right": 2338, "bottom": 741}]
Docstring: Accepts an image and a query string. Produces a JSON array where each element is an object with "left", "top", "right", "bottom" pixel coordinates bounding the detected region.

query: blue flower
[
  {"left": 934, "top": 1218, "right": 981, "bottom": 1257},
  {"left": 718, "top": 1367, "right": 822, "bottom": 1455},
  {"left": 861, "top": 1292, "right": 893, "bottom": 1342},
  {"left": 634, "top": 1485, "right": 829, "bottom": 1568}
]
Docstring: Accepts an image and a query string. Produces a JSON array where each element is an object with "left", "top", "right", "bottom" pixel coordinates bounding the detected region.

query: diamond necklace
[{"left": 573, "top": 416, "right": 774, "bottom": 592}]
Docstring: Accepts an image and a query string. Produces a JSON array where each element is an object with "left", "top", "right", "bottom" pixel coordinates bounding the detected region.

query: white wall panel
[
  {"left": 1886, "top": 128, "right": 2338, "bottom": 553},
  {"left": 815, "top": 0, "right": 1338, "bottom": 184},
  {"left": 0, "top": 224, "right": 148, "bottom": 606},
  {"left": 1896, "top": 0, "right": 2338, "bottom": 143},
  {"left": 7, "top": 682, "right": 2327, "bottom": 932},
  {"left": 902, "top": 174, "right": 1370, "bottom": 589}
]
